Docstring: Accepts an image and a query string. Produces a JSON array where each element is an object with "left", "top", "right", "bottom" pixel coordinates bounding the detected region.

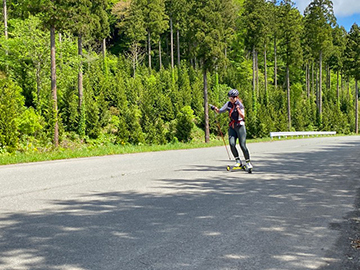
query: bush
[
  {"left": 18, "top": 107, "right": 44, "bottom": 136},
  {"left": 0, "top": 78, "right": 24, "bottom": 151},
  {"left": 176, "top": 106, "right": 195, "bottom": 142}
]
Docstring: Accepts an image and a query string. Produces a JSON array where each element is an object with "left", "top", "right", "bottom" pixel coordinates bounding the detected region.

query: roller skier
[{"left": 211, "top": 89, "right": 253, "bottom": 173}]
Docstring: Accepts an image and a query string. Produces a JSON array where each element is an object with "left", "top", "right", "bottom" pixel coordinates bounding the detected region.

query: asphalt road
[{"left": 0, "top": 136, "right": 360, "bottom": 270}]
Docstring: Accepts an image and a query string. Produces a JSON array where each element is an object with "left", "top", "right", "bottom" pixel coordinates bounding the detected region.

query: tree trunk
[
  {"left": 133, "top": 47, "right": 137, "bottom": 78},
  {"left": 305, "top": 64, "right": 308, "bottom": 97},
  {"left": 315, "top": 66, "right": 318, "bottom": 107},
  {"left": 158, "top": 40, "right": 162, "bottom": 69},
  {"left": 341, "top": 71, "right": 344, "bottom": 94},
  {"left": 50, "top": 26, "right": 58, "bottom": 147},
  {"left": 327, "top": 65, "right": 331, "bottom": 91},
  {"left": 264, "top": 46, "right": 268, "bottom": 104},
  {"left": 3, "top": 0, "right": 8, "bottom": 39},
  {"left": 224, "top": 47, "right": 227, "bottom": 69},
  {"left": 286, "top": 65, "right": 291, "bottom": 131},
  {"left": 177, "top": 29, "right": 180, "bottom": 66},
  {"left": 252, "top": 46, "right": 256, "bottom": 96},
  {"left": 78, "top": 35, "right": 85, "bottom": 137},
  {"left": 36, "top": 62, "right": 41, "bottom": 108},
  {"left": 311, "top": 62, "right": 314, "bottom": 97},
  {"left": 336, "top": 70, "right": 340, "bottom": 104},
  {"left": 319, "top": 51, "right": 323, "bottom": 119},
  {"left": 256, "top": 50, "right": 259, "bottom": 98},
  {"left": 203, "top": 69, "right": 210, "bottom": 143},
  {"left": 102, "top": 38, "right": 106, "bottom": 71},
  {"left": 306, "top": 63, "right": 310, "bottom": 98},
  {"left": 132, "top": 43, "right": 138, "bottom": 78},
  {"left": 274, "top": 36, "right": 277, "bottom": 90},
  {"left": 78, "top": 35, "right": 83, "bottom": 110},
  {"left": 170, "top": 17, "right": 174, "bottom": 69},
  {"left": 102, "top": 38, "right": 106, "bottom": 58},
  {"left": 356, "top": 80, "right": 359, "bottom": 134},
  {"left": 148, "top": 30, "right": 152, "bottom": 70},
  {"left": 252, "top": 46, "right": 257, "bottom": 114},
  {"left": 3, "top": 0, "right": 8, "bottom": 67},
  {"left": 58, "top": 33, "right": 63, "bottom": 70}
]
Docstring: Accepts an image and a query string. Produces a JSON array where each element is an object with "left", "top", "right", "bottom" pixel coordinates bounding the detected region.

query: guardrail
[{"left": 270, "top": 131, "right": 336, "bottom": 139}]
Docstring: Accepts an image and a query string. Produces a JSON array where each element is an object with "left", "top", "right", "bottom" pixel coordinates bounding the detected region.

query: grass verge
[{"left": 0, "top": 134, "right": 345, "bottom": 166}]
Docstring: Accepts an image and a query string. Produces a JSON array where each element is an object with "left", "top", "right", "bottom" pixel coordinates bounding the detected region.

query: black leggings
[{"left": 228, "top": 124, "right": 250, "bottom": 161}]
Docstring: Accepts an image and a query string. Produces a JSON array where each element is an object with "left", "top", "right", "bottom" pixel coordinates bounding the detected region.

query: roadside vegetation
[{"left": 0, "top": 0, "right": 359, "bottom": 164}]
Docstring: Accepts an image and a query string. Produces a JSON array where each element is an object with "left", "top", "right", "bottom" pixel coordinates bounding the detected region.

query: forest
[{"left": 0, "top": 0, "right": 359, "bottom": 154}]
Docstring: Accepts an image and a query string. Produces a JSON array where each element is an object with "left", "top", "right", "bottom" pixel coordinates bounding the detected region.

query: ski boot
[{"left": 242, "top": 160, "right": 253, "bottom": 173}]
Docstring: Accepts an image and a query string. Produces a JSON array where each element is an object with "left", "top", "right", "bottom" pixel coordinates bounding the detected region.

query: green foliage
[
  {"left": 176, "top": 106, "right": 195, "bottom": 142},
  {"left": 127, "top": 106, "right": 145, "bottom": 145},
  {"left": 0, "top": 0, "right": 359, "bottom": 156},
  {"left": 242, "top": 0, "right": 268, "bottom": 52},
  {"left": 144, "top": 0, "right": 169, "bottom": 43},
  {"left": 189, "top": 0, "right": 235, "bottom": 71},
  {"left": 0, "top": 78, "right": 24, "bottom": 151},
  {"left": 256, "top": 104, "right": 276, "bottom": 138},
  {"left": 0, "top": 16, "right": 49, "bottom": 108},
  {"left": 66, "top": 0, "right": 109, "bottom": 44},
  {"left": 278, "top": 1, "right": 303, "bottom": 67},
  {"left": 85, "top": 97, "right": 100, "bottom": 139},
  {"left": 345, "top": 24, "right": 360, "bottom": 81},
  {"left": 116, "top": 108, "right": 130, "bottom": 145},
  {"left": 18, "top": 107, "right": 44, "bottom": 136},
  {"left": 304, "top": 0, "right": 336, "bottom": 57}
]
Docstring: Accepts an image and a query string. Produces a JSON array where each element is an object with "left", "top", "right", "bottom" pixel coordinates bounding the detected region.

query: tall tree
[
  {"left": 190, "top": 0, "right": 236, "bottom": 142},
  {"left": 278, "top": 0, "right": 303, "bottom": 130},
  {"left": 242, "top": 0, "right": 267, "bottom": 116},
  {"left": 4, "top": 16, "right": 49, "bottom": 109},
  {"left": 24, "top": 0, "right": 72, "bottom": 147},
  {"left": 143, "top": 0, "right": 168, "bottom": 70},
  {"left": 124, "top": 0, "right": 147, "bottom": 76},
  {"left": 304, "top": 0, "right": 336, "bottom": 124},
  {"left": 270, "top": 0, "right": 280, "bottom": 91},
  {"left": 3, "top": 0, "right": 8, "bottom": 67},
  {"left": 344, "top": 23, "right": 360, "bottom": 134},
  {"left": 165, "top": 0, "right": 189, "bottom": 68},
  {"left": 50, "top": 24, "right": 58, "bottom": 146},
  {"left": 3, "top": 0, "right": 8, "bottom": 39},
  {"left": 110, "top": 0, "right": 131, "bottom": 59},
  {"left": 328, "top": 26, "right": 347, "bottom": 104},
  {"left": 66, "top": 0, "right": 109, "bottom": 136},
  {"left": 262, "top": 2, "right": 272, "bottom": 104}
]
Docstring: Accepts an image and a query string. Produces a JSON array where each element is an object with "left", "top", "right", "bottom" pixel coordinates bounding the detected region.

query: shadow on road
[{"left": 0, "top": 140, "right": 359, "bottom": 269}]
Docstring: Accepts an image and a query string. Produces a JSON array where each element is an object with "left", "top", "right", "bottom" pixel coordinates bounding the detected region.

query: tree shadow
[{"left": 0, "top": 141, "right": 359, "bottom": 269}]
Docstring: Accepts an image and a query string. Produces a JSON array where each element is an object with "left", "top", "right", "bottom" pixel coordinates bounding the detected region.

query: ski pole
[{"left": 210, "top": 104, "right": 231, "bottom": 160}]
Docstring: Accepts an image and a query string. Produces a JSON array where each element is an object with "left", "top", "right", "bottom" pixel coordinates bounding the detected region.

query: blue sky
[{"left": 294, "top": 0, "right": 360, "bottom": 32}]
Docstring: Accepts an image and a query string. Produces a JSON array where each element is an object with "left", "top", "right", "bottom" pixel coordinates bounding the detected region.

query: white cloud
[
  {"left": 333, "top": 0, "right": 360, "bottom": 17},
  {"left": 294, "top": 0, "right": 360, "bottom": 17},
  {"left": 294, "top": 0, "right": 311, "bottom": 14}
]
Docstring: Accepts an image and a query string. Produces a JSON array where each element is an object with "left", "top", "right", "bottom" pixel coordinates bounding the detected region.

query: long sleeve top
[{"left": 218, "top": 100, "right": 245, "bottom": 126}]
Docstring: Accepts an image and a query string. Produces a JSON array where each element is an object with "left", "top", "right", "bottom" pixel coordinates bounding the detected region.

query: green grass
[
  {"left": 0, "top": 139, "right": 226, "bottom": 166},
  {"left": 0, "top": 134, "right": 345, "bottom": 166}
]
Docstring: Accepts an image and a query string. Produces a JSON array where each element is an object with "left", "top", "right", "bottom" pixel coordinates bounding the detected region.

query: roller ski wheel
[
  {"left": 226, "top": 165, "right": 245, "bottom": 172},
  {"left": 226, "top": 164, "right": 253, "bottom": 173}
]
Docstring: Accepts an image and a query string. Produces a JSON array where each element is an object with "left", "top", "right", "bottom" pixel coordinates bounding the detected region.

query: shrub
[
  {"left": 18, "top": 107, "right": 44, "bottom": 136},
  {"left": 176, "top": 106, "right": 195, "bottom": 142},
  {"left": 0, "top": 78, "right": 24, "bottom": 151}
]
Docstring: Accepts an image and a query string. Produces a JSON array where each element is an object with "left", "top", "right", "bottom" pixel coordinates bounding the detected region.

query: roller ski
[{"left": 226, "top": 159, "right": 253, "bottom": 173}]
